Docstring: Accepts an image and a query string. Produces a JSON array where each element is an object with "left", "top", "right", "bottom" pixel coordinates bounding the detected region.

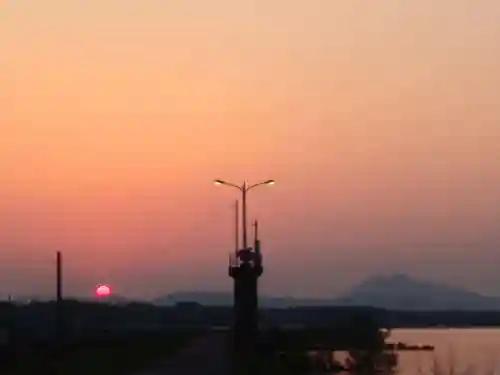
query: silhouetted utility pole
[
  {"left": 55, "top": 251, "right": 64, "bottom": 346},
  {"left": 57, "top": 251, "right": 62, "bottom": 302}
]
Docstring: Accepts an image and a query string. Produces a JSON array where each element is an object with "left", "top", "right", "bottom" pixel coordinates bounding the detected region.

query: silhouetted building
[{"left": 229, "top": 221, "right": 263, "bottom": 354}]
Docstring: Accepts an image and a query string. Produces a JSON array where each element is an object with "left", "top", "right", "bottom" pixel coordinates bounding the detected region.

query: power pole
[
  {"left": 56, "top": 251, "right": 62, "bottom": 302},
  {"left": 55, "top": 251, "right": 64, "bottom": 347}
]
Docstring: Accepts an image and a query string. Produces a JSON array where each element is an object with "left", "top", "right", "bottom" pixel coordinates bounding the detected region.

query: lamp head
[
  {"left": 214, "top": 179, "right": 225, "bottom": 185},
  {"left": 264, "top": 180, "right": 276, "bottom": 185}
]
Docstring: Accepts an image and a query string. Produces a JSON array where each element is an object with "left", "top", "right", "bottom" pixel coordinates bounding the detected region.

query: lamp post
[{"left": 214, "top": 179, "right": 275, "bottom": 250}]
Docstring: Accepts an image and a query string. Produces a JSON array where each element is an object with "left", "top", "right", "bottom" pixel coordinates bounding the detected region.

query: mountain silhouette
[
  {"left": 153, "top": 274, "right": 500, "bottom": 310},
  {"left": 338, "top": 273, "right": 500, "bottom": 310}
]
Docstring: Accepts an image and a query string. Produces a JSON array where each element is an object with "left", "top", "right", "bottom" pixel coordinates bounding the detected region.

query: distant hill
[
  {"left": 153, "top": 292, "right": 232, "bottom": 306},
  {"left": 153, "top": 274, "right": 500, "bottom": 310},
  {"left": 337, "top": 273, "right": 500, "bottom": 310},
  {"left": 82, "top": 293, "right": 131, "bottom": 305},
  {"left": 153, "top": 292, "right": 302, "bottom": 308}
]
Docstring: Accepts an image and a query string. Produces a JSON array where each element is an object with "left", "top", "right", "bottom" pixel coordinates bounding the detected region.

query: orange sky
[{"left": 1, "top": 1, "right": 500, "bottom": 299}]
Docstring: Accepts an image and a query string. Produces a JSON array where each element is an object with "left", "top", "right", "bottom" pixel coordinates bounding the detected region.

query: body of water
[{"left": 389, "top": 328, "right": 500, "bottom": 375}]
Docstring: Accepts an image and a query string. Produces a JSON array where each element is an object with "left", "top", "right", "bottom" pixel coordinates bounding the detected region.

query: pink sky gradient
[{"left": 1, "top": 1, "right": 500, "bottom": 299}]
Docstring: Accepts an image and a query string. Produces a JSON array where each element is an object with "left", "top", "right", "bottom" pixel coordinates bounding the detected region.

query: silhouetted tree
[{"left": 344, "top": 311, "right": 398, "bottom": 375}]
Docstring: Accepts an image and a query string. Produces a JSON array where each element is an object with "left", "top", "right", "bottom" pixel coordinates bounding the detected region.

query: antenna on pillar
[
  {"left": 235, "top": 200, "right": 239, "bottom": 255},
  {"left": 254, "top": 220, "right": 261, "bottom": 262}
]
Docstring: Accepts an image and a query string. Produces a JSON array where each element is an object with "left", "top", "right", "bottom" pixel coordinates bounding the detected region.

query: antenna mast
[
  {"left": 254, "top": 220, "right": 258, "bottom": 243},
  {"left": 235, "top": 200, "right": 239, "bottom": 254}
]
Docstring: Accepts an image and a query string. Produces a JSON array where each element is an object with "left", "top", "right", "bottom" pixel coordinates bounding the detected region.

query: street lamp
[{"left": 214, "top": 179, "right": 275, "bottom": 250}]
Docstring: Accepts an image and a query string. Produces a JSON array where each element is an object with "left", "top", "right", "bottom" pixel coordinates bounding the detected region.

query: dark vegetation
[
  {"left": 2, "top": 300, "right": 499, "bottom": 336},
  {"left": 0, "top": 301, "right": 204, "bottom": 375},
  {"left": 1, "top": 300, "right": 495, "bottom": 374},
  {"left": 254, "top": 310, "right": 398, "bottom": 374},
  {"left": 1, "top": 330, "right": 198, "bottom": 375}
]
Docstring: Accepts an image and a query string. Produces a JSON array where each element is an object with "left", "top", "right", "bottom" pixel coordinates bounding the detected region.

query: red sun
[{"left": 95, "top": 284, "right": 111, "bottom": 297}]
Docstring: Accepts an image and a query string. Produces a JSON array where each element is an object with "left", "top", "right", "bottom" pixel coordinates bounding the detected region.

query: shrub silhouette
[{"left": 344, "top": 311, "right": 398, "bottom": 375}]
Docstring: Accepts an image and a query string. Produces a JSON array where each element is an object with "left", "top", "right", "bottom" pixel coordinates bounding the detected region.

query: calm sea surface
[{"left": 387, "top": 329, "right": 500, "bottom": 375}]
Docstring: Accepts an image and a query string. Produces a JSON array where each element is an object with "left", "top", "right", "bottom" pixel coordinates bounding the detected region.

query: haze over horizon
[{"left": 2, "top": 1, "right": 500, "bottom": 299}]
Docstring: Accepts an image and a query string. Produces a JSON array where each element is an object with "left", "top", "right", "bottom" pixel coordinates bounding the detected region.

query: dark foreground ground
[
  {"left": 2, "top": 300, "right": 492, "bottom": 375},
  {"left": 131, "top": 331, "right": 231, "bottom": 375},
  {"left": 0, "top": 325, "right": 395, "bottom": 375},
  {"left": 0, "top": 330, "right": 201, "bottom": 375}
]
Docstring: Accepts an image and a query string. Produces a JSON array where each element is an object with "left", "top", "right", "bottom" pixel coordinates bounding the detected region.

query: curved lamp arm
[
  {"left": 214, "top": 179, "right": 243, "bottom": 191},
  {"left": 247, "top": 180, "right": 276, "bottom": 191}
]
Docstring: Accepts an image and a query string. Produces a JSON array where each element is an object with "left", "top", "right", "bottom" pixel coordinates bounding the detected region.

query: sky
[{"left": 1, "top": 1, "right": 500, "bottom": 299}]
